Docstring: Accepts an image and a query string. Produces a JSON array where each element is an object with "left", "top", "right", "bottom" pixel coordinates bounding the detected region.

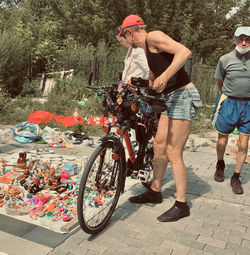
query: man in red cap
[
  {"left": 115, "top": 25, "right": 149, "bottom": 90},
  {"left": 119, "top": 14, "right": 202, "bottom": 222}
]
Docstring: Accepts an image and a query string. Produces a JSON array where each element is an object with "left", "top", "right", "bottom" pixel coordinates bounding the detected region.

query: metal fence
[
  {"left": 191, "top": 63, "right": 218, "bottom": 105},
  {"left": 65, "top": 55, "right": 218, "bottom": 105}
]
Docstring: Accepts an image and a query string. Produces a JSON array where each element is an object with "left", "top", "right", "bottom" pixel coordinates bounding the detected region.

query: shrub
[
  {"left": 0, "top": 31, "right": 30, "bottom": 97},
  {"left": 20, "top": 79, "right": 40, "bottom": 97},
  {"left": 0, "top": 94, "right": 43, "bottom": 124}
]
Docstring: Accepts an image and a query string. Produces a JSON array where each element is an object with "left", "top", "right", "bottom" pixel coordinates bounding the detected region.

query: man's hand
[
  {"left": 151, "top": 74, "right": 168, "bottom": 93},
  {"left": 118, "top": 83, "right": 123, "bottom": 93},
  {"left": 127, "top": 79, "right": 136, "bottom": 92},
  {"left": 118, "top": 81, "right": 136, "bottom": 93},
  {"left": 127, "top": 79, "right": 135, "bottom": 88}
]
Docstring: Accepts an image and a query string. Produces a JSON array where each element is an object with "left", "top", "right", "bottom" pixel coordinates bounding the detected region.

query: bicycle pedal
[{"left": 137, "top": 170, "right": 150, "bottom": 182}]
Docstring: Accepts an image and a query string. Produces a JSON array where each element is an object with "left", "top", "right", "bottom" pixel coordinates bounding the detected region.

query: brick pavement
[{"left": 0, "top": 130, "right": 250, "bottom": 255}]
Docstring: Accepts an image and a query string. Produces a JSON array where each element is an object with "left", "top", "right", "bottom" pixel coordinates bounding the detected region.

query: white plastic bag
[{"left": 42, "top": 126, "right": 62, "bottom": 144}]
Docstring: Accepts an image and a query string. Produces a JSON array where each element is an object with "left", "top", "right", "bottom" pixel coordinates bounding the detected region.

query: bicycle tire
[
  {"left": 77, "top": 140, "right": 124, "bottom": 234},
  {"left": 141, "top": 141, "right": 154, "bottom": 188}
]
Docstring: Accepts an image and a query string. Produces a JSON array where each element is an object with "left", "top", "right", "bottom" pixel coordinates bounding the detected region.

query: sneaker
[
  {"left": 214, "top": 160, "right": 225, "bottom": 182},
  {"left": 230, "top": 175, "right": 243, "bottom": 194},
  {"left": 129, "top": 188, "right": 162, "bottom": 204},
  {"left": 157, "top": 202, "right": 190, "bottom": 222}
]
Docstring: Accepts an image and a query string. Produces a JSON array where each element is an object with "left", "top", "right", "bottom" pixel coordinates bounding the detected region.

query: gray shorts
[{"left": 162, "top": 87, "right": 202, "bottom": 120}]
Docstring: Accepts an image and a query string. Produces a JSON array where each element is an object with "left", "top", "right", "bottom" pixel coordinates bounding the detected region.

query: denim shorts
[
  {"left": 162, "top": 87, "right": 202, "bottom": 120},
  {"left": 211, "top": 93, "right": 250, "bottom": 135}
]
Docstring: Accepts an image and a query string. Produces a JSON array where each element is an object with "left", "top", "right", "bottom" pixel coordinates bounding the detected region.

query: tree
[
  {"left": 0, "top": 31, "right": 29, "bottom": 97},
  {"left": 0, "top": 0, "right": 246, "bottom": 94},
  {"left": 231, "top": 0, "right": 250, "bottom": 26}
]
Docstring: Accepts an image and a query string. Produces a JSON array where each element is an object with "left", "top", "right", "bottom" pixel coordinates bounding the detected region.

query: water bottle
[
  {"left": 142, "top": 102, "right": 152, "bottom": 114},
  {"left": 131, "top": 140, "right": 139, "bottom": 154},
  {"left": 144, "top": 165, "right": 151, "bottom": 172},
  {"left": 145, "top": 105, "right": 152, "bottom": 114}
]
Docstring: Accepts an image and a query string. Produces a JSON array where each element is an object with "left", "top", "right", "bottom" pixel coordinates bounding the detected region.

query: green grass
[
  {"left": 191, "top": 105, "right": 214, "bottom": 134},
  {"left": 0, "top": 95, "right": 214, "bottom": 136}
]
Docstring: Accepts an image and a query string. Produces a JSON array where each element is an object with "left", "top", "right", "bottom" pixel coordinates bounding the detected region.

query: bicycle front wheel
[{"left": 77, "top": 141, "right": 123, "bottom": 234}]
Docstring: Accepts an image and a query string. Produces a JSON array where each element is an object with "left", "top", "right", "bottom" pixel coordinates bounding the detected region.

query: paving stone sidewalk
[{"left": 0, "top": 129, "right": 249, "bottom": 255}]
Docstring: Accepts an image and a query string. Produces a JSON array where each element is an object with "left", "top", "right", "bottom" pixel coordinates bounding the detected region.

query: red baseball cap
[{"left": 119, "top": 15, "right": 145, "bottom": 36}]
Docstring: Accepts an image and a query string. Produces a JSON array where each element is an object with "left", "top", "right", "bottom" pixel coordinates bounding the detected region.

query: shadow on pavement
[
  {"left": 0, "top": 144, "right": 32, "bottom": 154},
  {"left": 224, "top": 163, "right": 250, "bottom": 185},
  {"left": 162, "top": 166, "right": 212, "bottom": 209},
  {"left": 87, "top": 165, "right": 213, "bottom": 239}
]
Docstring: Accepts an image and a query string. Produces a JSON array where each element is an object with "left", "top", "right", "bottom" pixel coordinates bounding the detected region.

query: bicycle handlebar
[
  {"left": 85, "top": 72, "right": 167, "bottom": 112},
  {"left": 86, "top": 83, "right": 167, "bottom": 105},
  {"left": 86, "top": 84, "right": 100, "bottom": 90}
]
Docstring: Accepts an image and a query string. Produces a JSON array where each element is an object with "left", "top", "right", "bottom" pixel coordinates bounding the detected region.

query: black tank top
[{"left": 145, "top": 40, "right": 190, "bottom": 94}]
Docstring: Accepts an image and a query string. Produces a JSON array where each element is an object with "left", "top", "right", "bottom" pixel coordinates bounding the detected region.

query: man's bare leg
[
  {"left": 231, "top": 133, "right": 249, "bottom": 194},
  {"left": 151, "top": 114, "right": 169, "bottom": 192},
  {"left": 157, "top": 118, "right": 191, "bottom": 222},
  {"left": 217, "top": 133, "right": 228, "bottom": 160},
  {"left": 235, "top": 133, "right": 249, "bottom": 173},
  {"left": 214, "top": 133, "right": 228, "bottom": 182},
  {"left": 166, "top": 118, "right": 192, "bottom": 202}
]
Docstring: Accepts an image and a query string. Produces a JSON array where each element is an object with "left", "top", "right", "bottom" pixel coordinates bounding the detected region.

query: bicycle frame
[
  {"left": 85, "top": 76, "right": 163, "bottom": 184},
  {"left": 121, "top": 129, "right": 136, "bottom": 164},
  {"left": 105, "top": 113, "right": 155, "bottom": 176}
]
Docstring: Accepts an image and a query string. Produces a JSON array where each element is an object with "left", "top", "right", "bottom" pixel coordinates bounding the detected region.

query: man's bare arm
[
  {"left": 147, "top": 31, "right": 191, "bottom": 92},
  {"left": 217, "top": 80, "right": 223, "bottom": 92}
]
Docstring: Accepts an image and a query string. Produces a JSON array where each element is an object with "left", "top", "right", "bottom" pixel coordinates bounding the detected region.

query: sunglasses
[
  {"left": 122, "top": 29, "right": 132, "bottom": 39},
  {"left": 235, "top": 36, "right": 250, "bottom": 44},
  {"left": 241, "top": 56, "right": 247, "bottom": 71}
]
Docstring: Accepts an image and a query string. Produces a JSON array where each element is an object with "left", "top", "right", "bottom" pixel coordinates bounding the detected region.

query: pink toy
[
  {"left": 27, "top": 196, "right": 50, "bottom": 205},
  {"left": 29, "top": 203, "right": 44, "bottom": 219},
  {"left": 27, "top": 196, "right": 50, "bottom": 219},
  {"left": 60, "top": 171, "right": 71, "bottom": 182}
]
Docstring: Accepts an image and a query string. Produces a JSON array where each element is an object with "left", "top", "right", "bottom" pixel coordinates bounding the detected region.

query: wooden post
[
  {"left": 93, "top": 55, "right": 98, "bottom": 82},
  {"left": 88, "top": 60, "right": 92, "bottom": 73},
  {"left": 39, "top": 73, "right": 46, "bottom": 92}
]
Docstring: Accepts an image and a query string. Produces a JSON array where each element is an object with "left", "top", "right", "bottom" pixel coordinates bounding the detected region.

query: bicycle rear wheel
[{"left": 77, "top": 141, "right": 123, "bottom": 234}]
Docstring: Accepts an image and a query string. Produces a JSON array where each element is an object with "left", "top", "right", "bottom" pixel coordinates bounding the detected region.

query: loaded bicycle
[{"left": 77, "top": 74, "right": 167, "bottom": 234}]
